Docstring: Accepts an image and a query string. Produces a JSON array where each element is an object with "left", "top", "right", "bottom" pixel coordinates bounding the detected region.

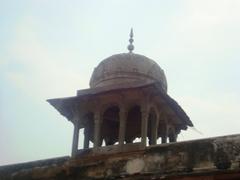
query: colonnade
[{"left": 71, "top": 104, "right": 177, "bottom": 157}]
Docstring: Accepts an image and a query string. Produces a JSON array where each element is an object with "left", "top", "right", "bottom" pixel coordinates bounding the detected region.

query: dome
[{"left": 89, "top": 53, "right": 168, "bottom": 92}]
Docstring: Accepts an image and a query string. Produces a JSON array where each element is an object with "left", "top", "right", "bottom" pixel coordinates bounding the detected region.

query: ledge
[{"left": 1, "top": 134, "right": 240, "bottom": 179}]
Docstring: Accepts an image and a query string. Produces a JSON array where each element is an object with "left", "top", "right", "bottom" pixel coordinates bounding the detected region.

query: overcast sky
[{"left": 1, "top": 0, "right": 240, "bottom": 165}]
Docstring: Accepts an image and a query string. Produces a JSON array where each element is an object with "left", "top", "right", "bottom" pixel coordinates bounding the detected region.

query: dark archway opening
[
  {"left": 126, "top": 105, "right": 141, "bottom": 144},
  {"left": 102, "top": 106, "right": 120, "bottom": 146}
]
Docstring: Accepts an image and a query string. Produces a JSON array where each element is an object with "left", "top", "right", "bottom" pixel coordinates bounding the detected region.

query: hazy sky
[{"left": 1, "top": 0, "right": 240, "bottom": 165}]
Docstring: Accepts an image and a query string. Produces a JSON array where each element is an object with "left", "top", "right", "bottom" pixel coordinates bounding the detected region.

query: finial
[{"left": 127, "top": 28, "right": 134, "bottom": 53}]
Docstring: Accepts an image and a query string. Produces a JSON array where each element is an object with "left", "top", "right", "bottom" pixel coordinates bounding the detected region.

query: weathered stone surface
[
  {"left": 0, "top": 156, "right": 69, "bottom": 180},
  {"left": 1, "top": 134, "right": 240, "bottom": 179},
  {"left": 89, "top": 53, "right": 167, "bottom": 92}
]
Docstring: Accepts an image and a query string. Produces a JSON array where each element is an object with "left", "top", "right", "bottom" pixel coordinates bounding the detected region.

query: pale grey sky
[{"left": 0, "top": 0, "right": 240, "bottom": 165}]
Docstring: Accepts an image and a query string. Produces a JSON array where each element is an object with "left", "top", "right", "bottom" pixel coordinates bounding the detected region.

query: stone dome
[{"left": 90, "top": 53, "right": 167, "bottom": 92}]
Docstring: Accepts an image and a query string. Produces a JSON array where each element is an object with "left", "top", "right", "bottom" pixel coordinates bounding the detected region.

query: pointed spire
[{"left": 127, "top": 28, "right": 134, "bottom": 53}]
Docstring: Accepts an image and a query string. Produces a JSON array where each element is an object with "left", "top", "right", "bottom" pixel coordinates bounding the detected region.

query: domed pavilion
[{"left": 48, "top": 29, "right": 193, "bottom": 157}]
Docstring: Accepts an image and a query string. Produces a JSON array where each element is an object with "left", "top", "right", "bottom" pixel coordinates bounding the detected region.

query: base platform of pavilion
[{"left": 76, "top": 142, "right": 144, "bottom": 157}]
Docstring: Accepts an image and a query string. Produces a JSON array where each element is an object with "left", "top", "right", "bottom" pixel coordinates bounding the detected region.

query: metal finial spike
[
  {"left": 130, "top": 28, "right": 133, "bottom": 38},
  {"left": 127, "top": 28, "right": 134, "bottom": 53}
]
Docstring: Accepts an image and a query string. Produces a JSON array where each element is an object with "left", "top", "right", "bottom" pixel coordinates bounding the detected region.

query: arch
[
  {"left": 102, "top": 105, "right": 120, "bottom": 146},
  {"left": 125, "top": 105, "right": 141, "bottom": 144},
  {"left": 125, "top": 98, "right": 143, "bottom": 111},
  {"left": 148, "top": 103, "right": 160, "bottom": 120},
  {"left": 100, "top": 102, "right": 120, "bottom": 116}
]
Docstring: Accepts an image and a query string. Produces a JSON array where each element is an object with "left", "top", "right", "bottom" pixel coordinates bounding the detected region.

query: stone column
[
  {"left": 141, "top": 106, "right": 148, "bottom": 147},
  {"left": 169, "top": 135, "right": 176, "bottom": 142},
  {"left": 169, "top": 127, "right": 177, "bottom": 143},
  {"left": 174, "top": 134, "right": 178, "bottom": 142},
  {"left": 151, "top": 120, "right": 158, "bottom": 145},
  {"left": 83, "top": 128, "right": 89, "bottom": 149},
  {"left": 161, "top": 136, "right": 167, "bottom": 143},
  {"left": 119, "top": 107, "right": 126, "bottom": 146},
  {"left": 161, "top": 123, "right": 168, "bottom": 144},
  {"left": 93, "top": 111, "right": 101, "bottom": 148},
  {"left": 71, "top": 121, "right": 79, "bottom": 157}
]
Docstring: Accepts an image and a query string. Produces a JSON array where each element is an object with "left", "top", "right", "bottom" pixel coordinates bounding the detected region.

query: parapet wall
[{"left": 1, "top": 134, "right": 240, "bottom": 179}]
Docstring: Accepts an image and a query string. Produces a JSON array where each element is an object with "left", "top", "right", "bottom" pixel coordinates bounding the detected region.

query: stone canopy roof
[{"left": 47, "top": 81, "right": 193, "bottom": 128}]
